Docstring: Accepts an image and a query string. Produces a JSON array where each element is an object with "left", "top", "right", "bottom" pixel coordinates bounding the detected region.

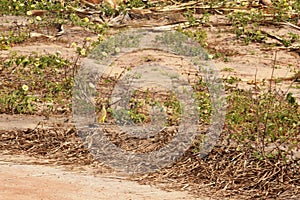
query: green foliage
[
  {"left": 222, "top": 67, "right": 234, "bottom": 72},
  {"left": 226, "top": 1, "right": 299, "bottom": 45},
  {"left": 0, "top": 0, "right": 65, "bottom": 16},
  {"left": 183, "top": 9, "right": 197, "bottom": 26},
  {"left": 68, "top": 13, "right": 108, "bottom": 34},
  {"left": 126, "top": 90, "right": 184, "bottom": 126},
  {"left": 177, "top": 27, "right": 208, "bottom": 47},
  {"left": 227, "top": 10, "right": 265, "bottom": 44},
  {"left": 0, "top": 85, "right": 37, "bottom": 114},
  {"left": 156, "top": 31, "right": 208, "bottom": 58},
  {"left": 127, "top": 0, "right": 148, "bottom": 8},
  {"left": 226, "top": 89, "right": 300, "bottom": 159},
  {"left": 193, "top": 79, "right": 212, "bottom": 124},
  {"left": 0, "top": 29, "right": 30, "bottom": 50},
  {"left": 0, "top": 53, "right": 73, "bottom": 114},
  {"left": 224, "top": 76, "right": 241, "bottom": 85},
  {"left": 128, "top": 99, "right": 148, "bottom": 124},
  {"left": 273, "top": 0, "right": 298, "bottom": 21}
]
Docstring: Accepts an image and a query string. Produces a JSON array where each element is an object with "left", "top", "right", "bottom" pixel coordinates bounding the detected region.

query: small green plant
[
  {"left": 177, "top": 27, "right": 208, "bottom": 47},
  {"left": 0, "top": 85, "right": 37, "bottom": 114},
  {"left": 222, "top": 67, "right": 234, "bottom": 72},
  {"left": 0, "top": 53, "right": 73, "bottom": 114},
  {"left": 192, "top": 78, "right": 212, "bottom": 124},
  {"left": 0, "top": 29, "right": 30, "bottom": 50},
  {"left": 163, "top": 93, "right": 183, "bottom": 126},
  {"left": 281, "top": 32, "right": 300, "bottom": 47},
  {"left": 226, "top": 89, "right": 300, "bottom": 159},
  {"left": 120, "top": 89, "right": 186, "bottom": 126},
  {"left": 223, "top": 56, "right": 230, "bottom": 62},
  {"left": 286, "top": 92, "right": 297, "bottom": 105},
  {"left": 243, "top": 30, "right": 265, "bottom": 45},
  {"left": 0, "top": 0, "right": 65, "bottom": 16},
  {"left": 226, "top": 1, "right": 299, "bottom": 46},
  {"left": 128, "top": 0, "right": 149, "bottom": 8},
  {"left": 273, "top": 0, "right": 296, "bottom": 21},
  {"left": 183, "top": 9, "right": 197, "bottom": 26},
  {"left": 128, "top": 99, "right": 148, "bottom": 124},
  {"left": 225, "top": 76, "right": 241, "bottom": 84},
  {"left": 68, "top": 13, "right": 108, "bottom": 34}
]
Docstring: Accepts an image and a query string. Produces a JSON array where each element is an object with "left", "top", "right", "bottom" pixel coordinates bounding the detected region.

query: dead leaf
[
  {"left": 260, "top": 0, "right": 272, "bottom": 6},
  {"left": 85, "top": 0, "right": 101, "bottom": 4},
  {"left": 30, "top": 10, "right": 48, "bottom": 16}
]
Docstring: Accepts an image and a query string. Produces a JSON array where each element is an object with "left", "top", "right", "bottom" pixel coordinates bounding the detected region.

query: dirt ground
[
  {"left": 0, "top": 154, "right": 207, "bottom": 200},
  {"left": 0, "top": 5, "right": 300, "bottom": 200}
]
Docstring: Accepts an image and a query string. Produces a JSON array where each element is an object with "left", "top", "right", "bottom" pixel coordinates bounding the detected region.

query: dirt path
[
  {"left": 0, "top": 155, "right": 205, "bottom": 200},
  {"left": 0, "top": 115, "right": 213, "bottom": 200}
]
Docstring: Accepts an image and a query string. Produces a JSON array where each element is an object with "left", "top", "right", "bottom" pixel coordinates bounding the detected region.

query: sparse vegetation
[
  {"left": 0, "top": 0, "right": 299, "bottom": 199},
  {"left": 0, "top": 53, "right": 73, "bottom": 114}
]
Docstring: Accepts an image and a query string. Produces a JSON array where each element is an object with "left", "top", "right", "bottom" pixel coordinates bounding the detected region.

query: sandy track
[{"left": 0, "top": 158, "right": 204, "bottom": 200}]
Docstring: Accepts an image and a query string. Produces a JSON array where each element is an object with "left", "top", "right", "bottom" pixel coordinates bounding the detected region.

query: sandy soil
[{"left": 0, "top": 155, "right": 204, "bottom": 200}]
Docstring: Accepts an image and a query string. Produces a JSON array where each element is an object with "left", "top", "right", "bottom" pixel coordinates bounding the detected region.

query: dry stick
[
  {"left": 261, "top": 51, "right": 278, "bottom": 157},
  {"left": 261, "top": 30, "right": 285, "bottom": 49},
  {"left": 261, "top": 20, "right": 300, "bottom": 31},
  {"left": 280, "top": 21, "right": 300, "bottom": 31},
  {"left": 105, "top": 66, "right": 134, "bottom": 108},
  {"left": 169, "top": 0, "right": 181, "bottom": 5},
  {"left": 79, "top": 0, "right": 97, "bottom": 9},
  {"left": 280, "top": 76, "right": 297, "bottom": 101},
  {"left": 264, "top": 59, "right": 277, "bottom": 144},
  {"left": 72, "top": 40, "right": 87, "bottom": 77},
  {"left": 254, "top": 67, "right": 261, "bottom": 151},
  {"left": 254, "top": 67, "right": 258, "bottom": 91},
  {"left": 269, "top": 51, "right": 277, "bottom": 92}
]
